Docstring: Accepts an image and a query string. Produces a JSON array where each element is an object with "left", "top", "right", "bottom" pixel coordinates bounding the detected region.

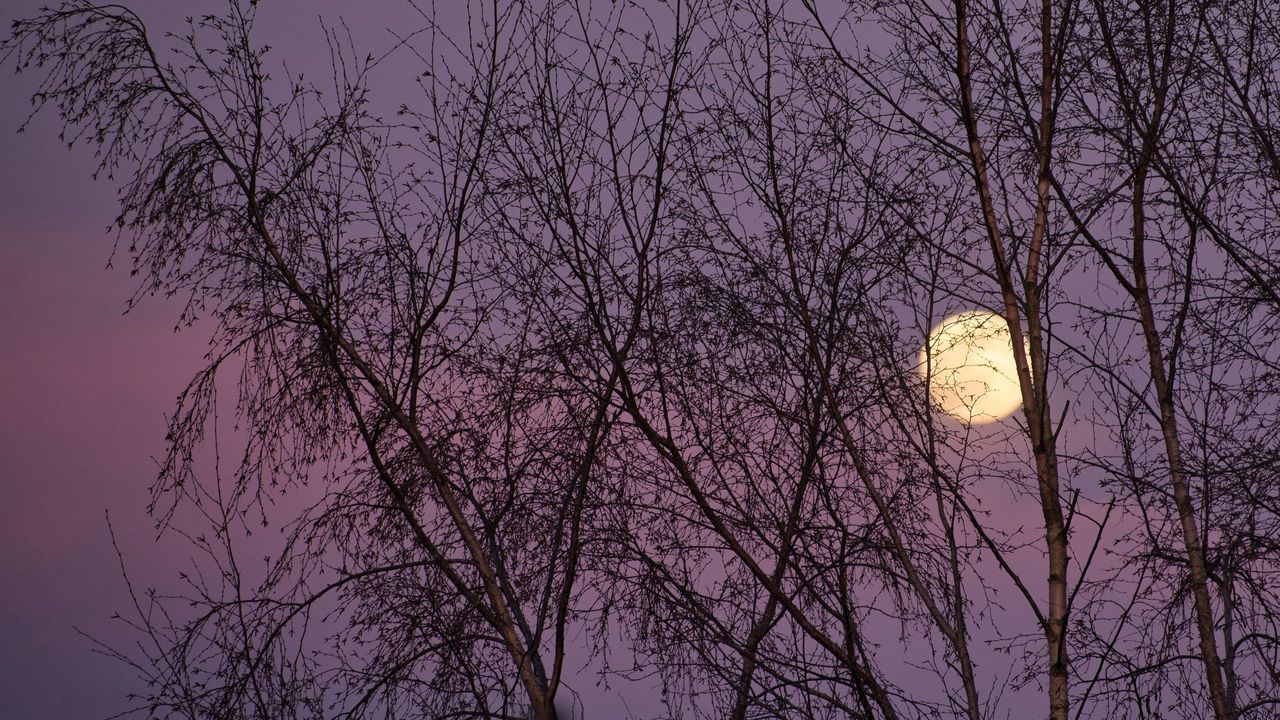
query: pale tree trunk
[{"left": 954, "top": 0, "right": 1070, "bottom": 717}]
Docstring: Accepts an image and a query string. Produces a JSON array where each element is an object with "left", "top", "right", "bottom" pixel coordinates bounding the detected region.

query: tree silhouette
[{"left": 7, "top": 1, "right": 1280, "bottom": 718}]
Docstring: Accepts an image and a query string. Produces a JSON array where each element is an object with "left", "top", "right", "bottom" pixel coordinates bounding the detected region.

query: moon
[{"left": 919, "top": 310, "right": 1026, "bottom": 424}]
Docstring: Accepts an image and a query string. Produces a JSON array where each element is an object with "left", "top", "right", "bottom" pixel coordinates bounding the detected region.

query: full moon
[{"left": 919, "top": 310, "right": 1025, "bottom": 424}]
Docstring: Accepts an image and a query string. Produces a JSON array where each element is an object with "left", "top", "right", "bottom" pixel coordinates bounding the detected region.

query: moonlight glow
[{"left": 920, "top": 310, "right": 1026, "bottom": 424}]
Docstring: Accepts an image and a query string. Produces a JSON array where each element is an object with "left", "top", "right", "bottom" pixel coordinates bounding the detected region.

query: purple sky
[
  {"left": 0, "top": 3, "right": 1144, "bottom": 718},
  {"left": 0, "top": 3, "right": 419, "bottom": 717}
]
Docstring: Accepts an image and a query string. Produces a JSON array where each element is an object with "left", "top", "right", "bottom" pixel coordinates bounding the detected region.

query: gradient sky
[
  {"left": 0, "top": 2, "right": 1142, "bottom": 718},
  {"left": 0, "top": 3, "right": 425, "bottom": 717}
]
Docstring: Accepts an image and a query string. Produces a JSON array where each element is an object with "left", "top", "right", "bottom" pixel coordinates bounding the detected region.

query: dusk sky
[
  {"left": 2, "top": 2, "right": 1276, "bottom": 719},
  {"left": 0, "top": 2, "right": 1067, "bottom": 709}
]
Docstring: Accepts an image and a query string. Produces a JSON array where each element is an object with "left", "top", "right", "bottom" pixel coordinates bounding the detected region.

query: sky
[
  {"left": 0, "top": 2, "right": 1161, "bottom": 718},
  {"left": 0, "top": 2, "right": 420, "bottom": 717},
  {"left": 2, "top": 17, "right": 193, "bottom": 720},
  {"left": 0, "top": 2, "right": 1058, "bottom": 717}
]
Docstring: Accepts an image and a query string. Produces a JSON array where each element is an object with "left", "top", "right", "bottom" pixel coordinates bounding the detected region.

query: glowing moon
[{"left": 919, "top": 310, "right": 1026, "bottom": 424}]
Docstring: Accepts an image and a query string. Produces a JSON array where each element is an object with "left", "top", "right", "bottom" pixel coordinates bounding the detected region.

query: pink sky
[{"left": 0, "top": 29, "right": 204, "bottom": 720}]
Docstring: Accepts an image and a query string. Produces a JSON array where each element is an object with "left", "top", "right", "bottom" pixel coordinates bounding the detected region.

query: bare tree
[{"left": 8, "top": 1, "right": 1280, "bottom": 719}]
